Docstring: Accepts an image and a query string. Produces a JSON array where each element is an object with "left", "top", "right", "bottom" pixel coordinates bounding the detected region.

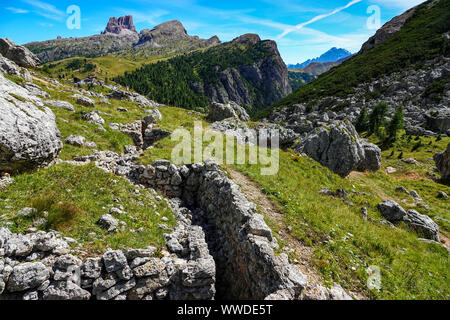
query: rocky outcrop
[
  {"left": 136, "top": 20, "right": 220, "bottom": 49},
  {"left": 377, "top": 200, "right": 440, "bottom": 241},
  {"left": 106, "top": 88, "right": 159, "bottom": 108},
  {"left": 44, "top": 100, "right": 75, "bottom": 112},
  {"left": 269, "top": 56, "right": 450, "bottom": 137},
  {"left": 359, "top": 6, "right": 418, "bottom": 54},
  {"left": 434, "top": 143, "right": 450, "bottom": 184},
  {"left": 206, "top": 102, "right": 250, "bottom": 122},
  {"left": 0, "top": 54, "right": 32, "bottom": 81},
  {"left": 426, "top": 109, "right": 450, "bottom": 134},
  {"left": 405, "top": 210, "right": 440, "bottom": 242},
  {"left": 294, "top": 121, "right": 381, "bottom": 177},
  {"left": 210, "top": 119, "right": 299, "bottom": 149},
  {"left": 378, "top": 200, "right": 407, "bottom": 222},
  {"left": 0, "top": 73, "right": 62, "bottom": 173},
  {"left": 102, "top": 16, "right": 137, "bottom": 36},
  {"left": 0, "top": 38, "right": 40, "bottom": 68},
  {"left": 201, "top": 36, "right": 292, "bottom": 109},
  {"left": 109, "top": 115, "right": 169, "bottom": 151}
]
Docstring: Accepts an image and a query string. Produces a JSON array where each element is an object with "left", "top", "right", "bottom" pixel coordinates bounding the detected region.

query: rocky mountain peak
[
  {"left": 151, "top": 20, "right": 188, "bottom": 37},
  {"left": 232, "top": 34, "right": 261, "bottom": 45},
  {"left": 359, "top": 5, "right": 418, "bottom": 54},
  {"left": 102, "top": 15, "right": 137, "bottom": 35}
]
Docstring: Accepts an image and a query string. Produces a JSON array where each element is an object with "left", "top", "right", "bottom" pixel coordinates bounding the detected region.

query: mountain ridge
[
  {"left": 287, "top": 47, "right": 352, "bottom": 69},
  {"left": 25, "top": 16, "right": 220, "bottom": 63}
]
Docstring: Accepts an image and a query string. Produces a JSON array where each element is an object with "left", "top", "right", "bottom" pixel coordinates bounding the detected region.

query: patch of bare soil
[
  {"left": 440, "top": 233, "right": 450, "bottom": 247},
  {"left": 226, "top": 166, "right": 368, "bottom": 300}
]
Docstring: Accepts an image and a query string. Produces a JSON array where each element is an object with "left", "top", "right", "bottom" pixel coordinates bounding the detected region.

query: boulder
[
  {"left": 295, "top": 121, "right": 381, "bottom": 177},
  {"left": 44, "top": 100, "right": 75, "bottom": 112},
  {"left": 6, "top": 262, "right": 50, "bottom": 292},
  {"left": 425, "top": 109, "right": 450, "bottom": 134},
  {"left": 103, "top": 250, "right": 128, "bottom": 273},
  {"left": 206, "top": 102, "right": 250, "bottom": 122},
  {"left": 97, "top": 214, "right": 118, "bottom": 232},
  {"left": 377, "top": 200, "right": 407, "bottom": 222},
  {"left": 357, "top": 143, "right": 382, "bottom": 172},
  {"left": 82, "top": 111, "right": 105, "bottom": 125},
  {"left": 72, "top": 94, "right": 95, "bottom": 107},
  {"left": 434, "top": 143, "right": 450, "bottom": 184},
  {"left": 404, "top": 210, "right": 440, "bottom": 242},
  {"left": 43, "top": 281, "right": 91, "bottom": 300},
  {"left": 106, "top": 89, "right": 158, "bottom": 108},
  {"left": 65, "top": 135, "right": 86, "bottom": 147},
  {"left": 0, "top": 73, "right": 62, "bottom": 173},
  {"left": 0, "top": 38, "right": 40, "bottom": 68}
]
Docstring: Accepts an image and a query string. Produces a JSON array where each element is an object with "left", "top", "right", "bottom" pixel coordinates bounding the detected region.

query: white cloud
[
  {"left": 277, "top": 0, "right": 363, "bottom": 39},
  {"left": 6, "top": 7, "right": 29, "bottom": 14},
  {"left": 21, "top": 0, "right": 64, "bottom": 21}
]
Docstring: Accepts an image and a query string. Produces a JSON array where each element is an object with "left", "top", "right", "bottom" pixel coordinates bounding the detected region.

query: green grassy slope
[
  {"left": 267, "top": 0, "right": 450, "bottom": 114},
  {"left": 134, "top": 106, "right": 450, "bottom": 299}
]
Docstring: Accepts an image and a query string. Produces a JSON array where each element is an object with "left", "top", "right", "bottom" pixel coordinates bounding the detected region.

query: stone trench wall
[
  {"left": 139, "top": 159, "right": 306, "bottom": 300},
  {"left": 0, "top": 206, "right": 216, "bottom": 300},
  {"left": 0, "top": 158, "right": 305, "bottom": 300}
]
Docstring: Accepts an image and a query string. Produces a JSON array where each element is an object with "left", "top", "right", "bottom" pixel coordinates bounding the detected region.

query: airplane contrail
[{"left": 278, "top": 0, "right": 362, "bottom": 39}]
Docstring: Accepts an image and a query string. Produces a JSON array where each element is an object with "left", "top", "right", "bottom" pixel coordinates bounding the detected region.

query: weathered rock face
[
  {"left": 295, "top": 121, "right": 381, "bottom": 177},
  {"left": 206, "top": 102, "right": 250, "bottom": 122},
  {"left": 426, "top": 109, "right": 450, "bottom": 134},
  {"left": 103, "top": 15, "right": 137, "bottom": 36},
  {"left": 405, "top": 210, "right": 440, "bottom": 242},
  {"left": 138, "top": 20, "right": 188, "bottom": 42},
  {"left": 378, "top": 200, "right": 407, "bottom": 222},
  {"left": 199, "top": 36, "right": 292, "bottom": 109},
  {"left": 0, "top": 38, "right": 40, "bottom": 68},
  {"left": 0, "top": 54, "right": 32, "bottom": 81},
  {"left": 359, "top": 6, "right": 417, "bottom": 54},
  {"left": 0, "top": 73, "right": 62, "bottom": 173},
  {"left": 269, "top": 57, "right": 450, "bottom": 137},
  {"left": 434, "top": 143, "right": 450, "bottom": 184}
]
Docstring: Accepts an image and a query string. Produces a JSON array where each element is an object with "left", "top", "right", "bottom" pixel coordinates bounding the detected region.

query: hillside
[
  {"left": 270, "top": 0, "right": 449, "bottom": 110},
  {"left": 288, "top": 71, "right": 315, "bottom": 91},
  {"left": 297, "top": 57, "right": 351, "bottom": 77},
  {"left": 114, "top": 34, "right": 292, "bottom": 114},
  {"left": 25, "top": 17, "right": 220, "bottom": 63}
]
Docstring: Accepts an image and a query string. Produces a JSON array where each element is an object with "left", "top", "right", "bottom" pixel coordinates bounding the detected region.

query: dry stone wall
[
  {"left": 1, "top": 156, "right": 306, "bottom": 300},
  {"left": 139, "top": 159, "right": 307, "bottom": 300}
]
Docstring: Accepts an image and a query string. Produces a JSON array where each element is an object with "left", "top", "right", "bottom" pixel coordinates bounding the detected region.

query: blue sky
[{"left": 0, "top": 0, "right": 425, "bottom": 64}]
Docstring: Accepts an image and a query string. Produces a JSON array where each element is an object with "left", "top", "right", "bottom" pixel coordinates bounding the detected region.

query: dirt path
[{"left": 226, "top": 166, "right": 367, "bottom": 300}]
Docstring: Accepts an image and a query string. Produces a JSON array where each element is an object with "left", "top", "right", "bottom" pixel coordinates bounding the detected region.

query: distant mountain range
[
  {"left": 25, "top": 16, "right": 220, "bottom": 63},
  {"left": 287, "top": 47, "right": 352, "bottom": 69}
]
